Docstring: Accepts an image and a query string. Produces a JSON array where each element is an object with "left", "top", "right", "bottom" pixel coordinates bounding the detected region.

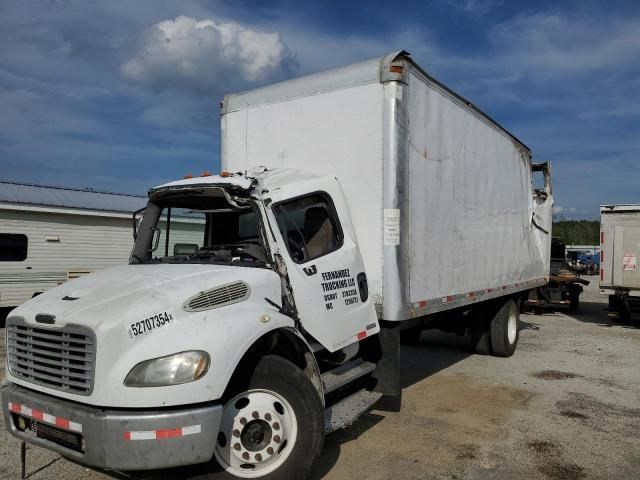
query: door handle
[{"left": 357, "top": 273, "right": 369, "bottom": 302}]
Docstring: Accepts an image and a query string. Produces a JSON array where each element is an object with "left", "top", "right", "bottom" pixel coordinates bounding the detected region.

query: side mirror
[
  {"left": 151, "top": 227, "right": 161, "bottom": 252},
  {"left": 132, "top": 207, "right": 146, "bottom": 240}
]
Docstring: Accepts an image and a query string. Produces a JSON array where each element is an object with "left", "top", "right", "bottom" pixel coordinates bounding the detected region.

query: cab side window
[{"left": 274, "top": 194, "right": 342, "bottom": 263}]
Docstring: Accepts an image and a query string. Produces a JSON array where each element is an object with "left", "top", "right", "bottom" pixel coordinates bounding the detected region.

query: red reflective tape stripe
[
  {"left": 468, "top": 292, "right": 475, "bottom": 298},
  {"left": 600, "top": 232, "right": 604, "bottom": 244},
  {"left": 357, "top": 331, "right": 367, "bottom": 340},
  {"left": 601, "top": 250, "right": 604, "bottom": 262},
  {"left": 31, "top": 409, "right": 44, "bottom": 421},
  {"left": 123, "top": 431, "right": 132, "bottom": 441},
  {"left": 9, "top": 403, "right": 21, "bottom": 413},
  {"left": 600, "top": 269, "right": 604, "bottom": 281},
  {"left": 487, "top": 288, "right": 492, "bottom": 293},
  {"left": 418, "top": 300, "right": 427, "bottom": 308},
  {"left": 156, "top": 428, "right": 182, "bottom": 439},
  {"left": 446, "top": 296, "right": 454, "bottom": 302},
  {"left": 56, "top": 418, "right": 70, "bottom": 429}
]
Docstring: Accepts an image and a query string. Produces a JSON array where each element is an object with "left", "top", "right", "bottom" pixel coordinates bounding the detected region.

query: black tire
[
  {"left": 213, "top": 355, "right": 324, "bottom": 480},
  {"left": 489, "top": 299, "right": 520, "bottom": 357},
  {"left": 470, "top": 317, "right": 492, "bottom": 355},
  {"left": 569, "top": 293, "right": 580, "bottom": 312}
]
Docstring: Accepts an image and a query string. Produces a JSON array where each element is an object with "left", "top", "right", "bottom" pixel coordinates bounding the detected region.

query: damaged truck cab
[
  {"left": 2, "top": 169, "right": 380, "bottom": 477},
  {"left": 2, "top": 51, "right": 553, "bottom": 480}
]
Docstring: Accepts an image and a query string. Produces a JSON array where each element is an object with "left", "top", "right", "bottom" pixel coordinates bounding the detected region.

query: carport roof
[{"left": 0, "top": 180, "right": 147, "bottom": 214}]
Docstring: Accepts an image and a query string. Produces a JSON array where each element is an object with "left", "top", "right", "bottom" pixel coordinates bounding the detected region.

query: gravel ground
[{"left": 1, "top": 276, "right": 638, "bottom": 479}]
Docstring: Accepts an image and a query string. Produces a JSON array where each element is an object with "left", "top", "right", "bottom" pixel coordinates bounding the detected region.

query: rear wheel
[
  {"left": 213, "top": 355, "right": 324, "bottom": 479},
  {"left": 470, "top": 315, "right": 492, "bottom": 355},
  {"left": 489, "top": 299, "right": 520, "bottom": 357}
]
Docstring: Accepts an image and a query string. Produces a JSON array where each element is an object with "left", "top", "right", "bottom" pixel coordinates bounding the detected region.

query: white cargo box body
[
  {"left": 600, "top": 205, "right": 640, "bottom": 294},
  {"left": 222, "top": 51, "right": 552, "bottom": 321}
]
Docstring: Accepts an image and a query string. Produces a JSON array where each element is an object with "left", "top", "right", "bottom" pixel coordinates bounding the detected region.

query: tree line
[{"left": 552, "top": 220, "right": 600, "bottom": 245}]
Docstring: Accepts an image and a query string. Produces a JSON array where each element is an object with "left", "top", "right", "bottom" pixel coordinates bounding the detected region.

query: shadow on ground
[{"left": 565, "top": 301, "right": 640, "bottom": 329}]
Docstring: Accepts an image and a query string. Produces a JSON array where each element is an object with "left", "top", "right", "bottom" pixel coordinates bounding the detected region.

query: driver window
[{"left": 274, "top": 193, "right": 342, "bottom": 263}]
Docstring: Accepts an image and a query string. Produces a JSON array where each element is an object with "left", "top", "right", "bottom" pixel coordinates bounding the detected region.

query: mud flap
[{"left": 370, "top": 321, "right": 402, "bottom": 412}]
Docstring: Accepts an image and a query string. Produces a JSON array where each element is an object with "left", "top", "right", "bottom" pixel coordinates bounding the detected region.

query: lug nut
[
  {"left": 240, "top": 417, "right": 247, "bottom": 425},
  {"left": 233, "top": 429, "right": 240, "bottom": 437},
  {"left": 252, "top": 411, "right": 259, "bottom": 419},
  {"left": 265, "top": 413, "right": 272, "bottom": 421},
  {"left": 255, "top": 453, "right": 262, "bottom": 462},
  {"left": 242, "top": 452, "right": 250, "bottom": 460},
  {"left": 267, "top": 447, "right": 274, "bottom": 455},
  {"left": 273, "top": 435, "right": 281, "bottom": 443},
  {"left": 272, "top": 422, "right": 280, "bottom": 430},
  {"left": 234, "top": 443, "right": 241, "bottom": 451}
]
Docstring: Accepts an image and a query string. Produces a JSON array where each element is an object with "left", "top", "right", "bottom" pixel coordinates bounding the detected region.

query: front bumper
[{"left": 1, "top": 382, "right": 222, "bottom": 471}]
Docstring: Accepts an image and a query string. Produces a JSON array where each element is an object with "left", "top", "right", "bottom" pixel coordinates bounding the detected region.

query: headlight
[{"left": 124, "top": 351, "right": 210, "bottom": 387}]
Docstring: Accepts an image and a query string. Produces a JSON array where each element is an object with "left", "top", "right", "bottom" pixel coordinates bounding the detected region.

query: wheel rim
[
  {"left": 507, "top": 308, "right": 517, "bottom": 345},
  {"left": 214, "top": 389, "right": 298, "bottom": 478}
]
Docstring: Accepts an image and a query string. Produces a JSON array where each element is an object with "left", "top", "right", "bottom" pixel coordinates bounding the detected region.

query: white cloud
[
  {"left": 447, "top": 0, "right": 500, "bottom": 15},
  {"left": 122, "top": 16, "right": 297, "bottom": 94},
  {"left": 490, "top": 14, "right": 640, "bottom": 77}
]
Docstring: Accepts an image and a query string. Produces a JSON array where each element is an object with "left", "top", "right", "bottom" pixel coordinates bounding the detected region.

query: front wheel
[{"left": 213, "top": 355, "right": 324, "bottom": 479}]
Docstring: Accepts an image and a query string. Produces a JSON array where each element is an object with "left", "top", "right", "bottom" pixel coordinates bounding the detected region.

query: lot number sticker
[
  {"left": 128, "top": 310, "right": 176, "bottom": 339},
  {"left": 623, "top": 253, "right": 637, "bottom": 272}
]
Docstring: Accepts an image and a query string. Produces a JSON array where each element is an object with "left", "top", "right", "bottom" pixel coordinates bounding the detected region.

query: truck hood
[{"left": 9, "top": 263, "right": 270, "bottom": 330}]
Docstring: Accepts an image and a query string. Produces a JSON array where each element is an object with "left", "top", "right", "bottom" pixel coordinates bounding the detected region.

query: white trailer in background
[
  {"left": 600, "top": 204, "right": 640, "bottom": 322},
  {"left": 0, "top": 182, "right": 202, "bottom": 312},
  {"left": 2, "top": 52, "right": 552, "bottom": 479}
]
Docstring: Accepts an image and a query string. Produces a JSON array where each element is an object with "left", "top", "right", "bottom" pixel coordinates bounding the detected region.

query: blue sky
[{"left": 1, "top": 0, "right": 638, "bottom": 219}]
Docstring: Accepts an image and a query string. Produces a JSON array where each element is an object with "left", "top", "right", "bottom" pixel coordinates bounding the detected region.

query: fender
[{"left": 218, "top": 314, "right": 324, "bottom": 405}]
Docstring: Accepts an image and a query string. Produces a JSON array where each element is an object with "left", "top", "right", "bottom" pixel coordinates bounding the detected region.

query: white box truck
[
  {"left": 2, "top": 51, "right": 552, "bottom": 479},
  {"left": 600, "top": 204, "right": 640, "bottom": 322}
]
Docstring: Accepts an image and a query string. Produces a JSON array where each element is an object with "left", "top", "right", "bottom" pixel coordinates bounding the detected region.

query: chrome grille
[
  {"left": 183, "top": 281, "right": 250, "bottom": 312},
  {"left": 6, "top": 318, "right": 96, "bottom": 396}
]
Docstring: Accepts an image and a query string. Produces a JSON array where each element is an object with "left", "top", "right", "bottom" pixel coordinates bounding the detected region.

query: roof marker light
[
  {"left": 201, "top": 171, "right": 212, "bottom": 177},
  {"left": 220, "top": 171, "right": 232, "bottom": 178},
  {"left": 389, "top": 65, "right": 403, "bottom": 74},
  {"left": 183, "top": 174, "right": 193, "bottom": 179}
]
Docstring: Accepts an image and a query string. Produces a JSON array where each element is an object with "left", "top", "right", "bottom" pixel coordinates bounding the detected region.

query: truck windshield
[{"left": 132, "top": 195, "right": 268, "bottom": 266}]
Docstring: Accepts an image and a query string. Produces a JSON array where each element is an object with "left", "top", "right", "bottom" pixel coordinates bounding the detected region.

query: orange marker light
[
  {"left": 201, "top": 171, "right": 212, "bottom": 177},
  {"left": 183, "top": 174, "right": 193, "bottom": 179},
  {"left": 220, "top": 171, "right": 232, "bottom": 178},
  {"left": 389, "top": 65, "right": 404, "bottom": 74}
]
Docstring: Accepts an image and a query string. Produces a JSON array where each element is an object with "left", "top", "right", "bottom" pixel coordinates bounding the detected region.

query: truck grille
[{"left": 6, "top": 319, "right": 96, "bottom": 396}]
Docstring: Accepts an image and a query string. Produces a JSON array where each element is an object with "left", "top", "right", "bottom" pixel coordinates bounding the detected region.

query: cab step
[
  {"left": 321, "top": 358, "right": 376, "bottom": 395},
  {"left": 324, "top": 389, "right": 383, "bottom": 433}
]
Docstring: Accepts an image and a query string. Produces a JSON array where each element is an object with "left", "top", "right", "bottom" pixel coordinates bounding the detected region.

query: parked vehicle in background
[
  {"left": 566, "top": 250, "right": 599, "bottom": 275},
  {"left": 0, "top": 182, "right": 146, "bottom": 328},
  {"left": 600, "top": 204, "right": 640, "bottom": 322},
  {"left": 524, "top": 237, "right": 588, "bottom": 312},
  {"left": 0, "top": 182, "right": 201, "bottom": 326},
  {"left": 1, "top": 51, "right": 553, "bottom": 479}
]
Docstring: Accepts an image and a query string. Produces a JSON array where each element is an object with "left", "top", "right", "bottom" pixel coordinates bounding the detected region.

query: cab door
[{"left": 265, "top": 180, "right": 379, "bottom": 352}]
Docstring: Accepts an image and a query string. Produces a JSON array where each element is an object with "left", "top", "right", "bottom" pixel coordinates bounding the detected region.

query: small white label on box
[{"left": 383, "top": 209, "right": 400, "bottom": 246}]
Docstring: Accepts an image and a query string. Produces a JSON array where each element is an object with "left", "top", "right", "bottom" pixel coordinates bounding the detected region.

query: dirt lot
[{"left": 1, "top": 276, "right": 639, "bottom": 479}]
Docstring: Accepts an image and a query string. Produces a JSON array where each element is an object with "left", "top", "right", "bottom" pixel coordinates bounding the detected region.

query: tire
[
  {"left": 213, "top": 355, "right": 324, "bottom": 479},
  {"left": 569, "top": 293, "right": 579, "bottom": 312},
  {"left": 470, "top": 318, "right": 492, "bottom": 355},
  {"left": 489, "top": 299, "right": 520, "bottom": 357}
]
